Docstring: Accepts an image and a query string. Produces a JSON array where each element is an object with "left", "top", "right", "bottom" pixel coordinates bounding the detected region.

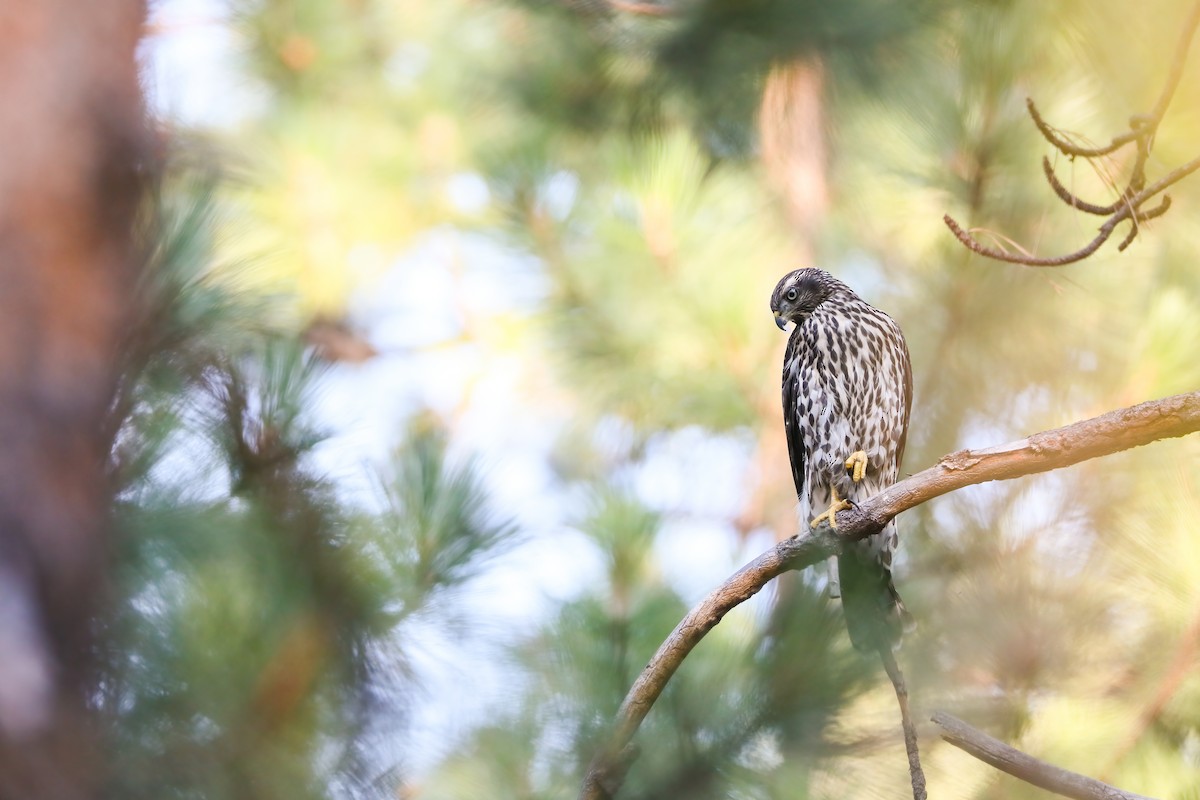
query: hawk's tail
[{"left": 837, "top": 542, "right": 911, "bottom": 653}]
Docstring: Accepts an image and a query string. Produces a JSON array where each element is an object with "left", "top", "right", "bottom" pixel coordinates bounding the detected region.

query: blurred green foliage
[
  {"left": 115, "top": 0, "right": 1200, "bottom": 797},
  {"left": 102, "top": 161, "right": 515, "bottom": 795}
]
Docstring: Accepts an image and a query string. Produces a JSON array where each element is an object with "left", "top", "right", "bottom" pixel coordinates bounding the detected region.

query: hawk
[{"left": 770, "top": 267, "right": 913, "bottom": 651}]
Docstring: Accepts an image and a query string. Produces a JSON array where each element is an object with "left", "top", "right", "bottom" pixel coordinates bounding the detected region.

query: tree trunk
[{"left": 0, "top": 2, "right": 148, "bottom": 797}]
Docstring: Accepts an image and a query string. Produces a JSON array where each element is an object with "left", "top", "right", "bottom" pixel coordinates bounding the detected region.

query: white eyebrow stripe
[{"left": 783, "top": 272, "right": 801, "bottom": 290}]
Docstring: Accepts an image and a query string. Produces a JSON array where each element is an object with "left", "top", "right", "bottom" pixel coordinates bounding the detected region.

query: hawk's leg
[
  {"left": 845, "top": 450, "right": 869, "bottom": 483},
  {"left": 819, "top": 450, "right": 871, "bottom": 595},
  {"left": 811, "top": 485, "right": 852, "bottom": 530}
]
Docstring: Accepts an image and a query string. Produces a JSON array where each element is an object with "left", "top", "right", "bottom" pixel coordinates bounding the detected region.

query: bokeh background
[{"left": 29, "top": 0, "right": 1200, "bottom": 797}]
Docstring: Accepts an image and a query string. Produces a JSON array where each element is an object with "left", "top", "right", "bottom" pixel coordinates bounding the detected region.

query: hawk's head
[{"left": 770, "top": 268, "right": 839, "bottom": 331}]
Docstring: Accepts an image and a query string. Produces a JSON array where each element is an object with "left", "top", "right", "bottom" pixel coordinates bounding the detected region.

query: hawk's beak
[{"left": 773, "top": 313, "right": 788, "bottom": 332}]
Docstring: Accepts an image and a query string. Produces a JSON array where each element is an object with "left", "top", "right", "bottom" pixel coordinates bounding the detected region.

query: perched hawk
[{"left": 770, "top": 268, "right": 913, "bottom": 651}]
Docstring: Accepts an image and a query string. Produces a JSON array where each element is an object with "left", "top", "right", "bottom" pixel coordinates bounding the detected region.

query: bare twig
[
  {"left": 578, "top": 390, "right": 1200, "bottom": 800},
  {"left": 1042, "top": 156, "right": 1121, "bottom": 215},
  {"left": 931, "top": 712, "right": 1157, "bottom": 800},
  {"left": 944, "top": 212, "right": 1114, "bottom": 267},
  {"left": 944, "top": 0, "right": 1200, "bottom": 265},
  {"left": 1026, "top": 99, "right": 1139, "bottom": 159},
  {"left": 880, "top": 647, "right": 927, "bottom": 800},
  {"left": 942, "top": 153, "right": 1200, "bottom": 267}
]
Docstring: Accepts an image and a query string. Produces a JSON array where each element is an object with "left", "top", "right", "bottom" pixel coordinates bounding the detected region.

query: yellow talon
[
  {"left": 845, "top": 450, "right": 868, "bottom": 483},
  {"left": 811, "top": 486, "right": 852, "bottom": 530}
]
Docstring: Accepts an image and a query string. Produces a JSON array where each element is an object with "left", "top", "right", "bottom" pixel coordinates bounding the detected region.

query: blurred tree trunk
[
  {"left": 759, "top": 60, "right": 828, "bottom": 238},
  {"left": 740, "top": 60, "right": 829, "bottom": 542},
  {"left": 0, "top": 2, "right": 148, "bottom": 798}
]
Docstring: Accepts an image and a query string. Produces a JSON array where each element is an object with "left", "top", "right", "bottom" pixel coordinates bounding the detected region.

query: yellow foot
[
  {"left": 845, "top": 450, "right": 869, "bottom": 483},
  {"left": 811, "top": 487, "right": 852, "bottom": 530}
]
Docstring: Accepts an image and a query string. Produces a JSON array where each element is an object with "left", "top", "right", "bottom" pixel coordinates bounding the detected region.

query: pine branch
[
  {"left": 930, "top": 712, "right": 1157, "bottom": 800},
  {"left": 943, "top": 155, "right": 1200, "bottom": 266},
  {"left": 944, "top": 0, "right": 1200, "bottom": 266},
  {"left": 578, "top": 390, "right": 1200, "bottom": 800}
]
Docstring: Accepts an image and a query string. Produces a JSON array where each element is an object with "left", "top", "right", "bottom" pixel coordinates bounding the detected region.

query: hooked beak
[{"left": 773, "top": 313, "right": 788, "bottom": 332}]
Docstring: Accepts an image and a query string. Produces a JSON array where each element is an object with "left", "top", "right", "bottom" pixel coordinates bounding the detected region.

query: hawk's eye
[{"left": 785, "top": 288, "right": 798, "bottom": 301}]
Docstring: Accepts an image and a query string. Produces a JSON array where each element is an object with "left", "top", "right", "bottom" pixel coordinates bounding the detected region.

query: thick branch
[
  {"left": 830, "top": 393, "right": 1195, "bottom": 542},
  {"left": 579, "top": 390, "right": 1200, "bottom": 800},
  {"left": 834, "top": 390, "right": 1200, "bottom": 539},
  {"left": 931, "top": 712, "right": 1157, "bottom": 800}
]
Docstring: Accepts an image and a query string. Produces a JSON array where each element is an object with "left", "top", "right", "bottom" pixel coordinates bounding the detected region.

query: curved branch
[
  {"left": 834, "top": 390, "right": 1199, "bottom": 538},
  {"left": 943, "top": 152, "right": 1200, "bottom": 267},
  {"left": 1116, "top": 222, "right": 1140, "bottom": 253},
  {"left": 942, "top": 212, "right": 1118, "bottom": 267},
  {"left": 579, "top": 391, "right": 1200, "bottom": 800},
  {"left": 578, "top": 528, "right": 843, "bottom": 800},
  {"left": 931, "top": 712, "right": 1157, "bottom": 800},
  {"left": 1026, "top": 98, "right": 1138, "bottom": 159},
  {"left": 1042, "top": 157, "right": 1122, "bottom": 216},
  {"left": 1133, "top": 194, "right": 1172, "bottom": 222},
  {"left": 950, "top": 2, "right": 1200, "bottom": 266}
]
